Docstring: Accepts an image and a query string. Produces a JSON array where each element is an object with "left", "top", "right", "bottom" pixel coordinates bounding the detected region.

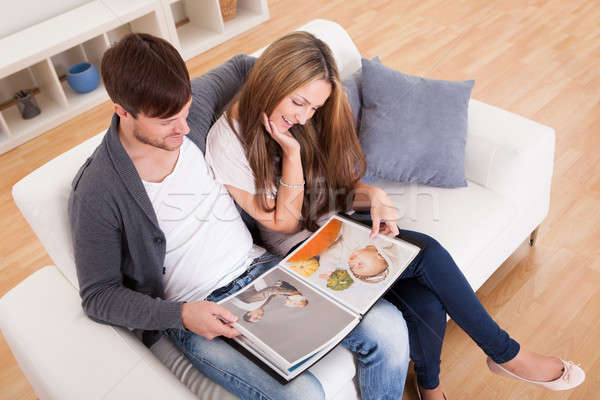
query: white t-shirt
[
  {"left": 142, "top": 137, "right": 264, "bottom": 302},
  {"left": 205, "top": 114, "right": 332, "bottom": 256}
]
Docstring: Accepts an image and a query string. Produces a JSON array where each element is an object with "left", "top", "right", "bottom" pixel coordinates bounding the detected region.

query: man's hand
[{"left": 181, "top": 301, "right": 241, "bottom": 340}]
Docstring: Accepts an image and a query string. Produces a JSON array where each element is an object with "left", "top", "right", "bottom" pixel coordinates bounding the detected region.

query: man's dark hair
[{"left": 101, "top": 33, "right": 191, "bottom": 119}]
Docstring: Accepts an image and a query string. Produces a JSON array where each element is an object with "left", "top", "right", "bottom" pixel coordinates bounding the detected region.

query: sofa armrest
[
  {"left": 465, "top": 99, "right": 555, "bottom": 211},
  {"left": 0, "top": 266, "right": 197, "bottom": 400}
]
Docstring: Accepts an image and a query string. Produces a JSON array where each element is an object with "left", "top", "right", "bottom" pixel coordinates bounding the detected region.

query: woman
[{"left": 205, "top": 32, "right": 585, "bottom": 399}]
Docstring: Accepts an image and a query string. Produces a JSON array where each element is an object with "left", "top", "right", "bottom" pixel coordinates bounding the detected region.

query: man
[{"left": 69, "top": 32, "right": 410, "bottom": 400}]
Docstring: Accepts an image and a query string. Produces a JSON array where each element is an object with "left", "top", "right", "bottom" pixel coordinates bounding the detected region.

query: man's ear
[{"left": 114, "top": 103, "right": 129, "bottom": 118}]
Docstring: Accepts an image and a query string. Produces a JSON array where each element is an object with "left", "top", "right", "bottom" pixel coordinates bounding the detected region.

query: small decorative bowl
[{"left": 66, "top": 62, "right": 99, "bottom": 94}]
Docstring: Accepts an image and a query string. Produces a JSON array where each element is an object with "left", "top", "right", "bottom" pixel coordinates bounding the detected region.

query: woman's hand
[
  {"left": 369, "top": 188, "right": 400, "bottom": 238},
  {"left": 262, "top": 113, "right": 300, "bottom": 156},
  {"left": 224, "top": 113, "right": 304, "bottom": 234}
]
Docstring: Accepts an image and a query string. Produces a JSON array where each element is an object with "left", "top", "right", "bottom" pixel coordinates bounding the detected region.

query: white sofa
[{"left": 1, "top": 19, "right": 555, "bottom": 400}]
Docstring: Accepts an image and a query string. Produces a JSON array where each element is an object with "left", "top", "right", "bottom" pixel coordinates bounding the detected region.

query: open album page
[
  {"left": 281, "top": 215, "right": 422, "bottom": 315},
  {"left": 234, "top": 318, "right": 358, "bottom": 380},
  {"left": 219, "top": 266, "right": 359, "bottom": 373}
]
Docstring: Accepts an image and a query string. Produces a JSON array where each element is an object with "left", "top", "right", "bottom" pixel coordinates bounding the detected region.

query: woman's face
[{"left": 268, "top": 79, "right": 332, "bottom": 133}]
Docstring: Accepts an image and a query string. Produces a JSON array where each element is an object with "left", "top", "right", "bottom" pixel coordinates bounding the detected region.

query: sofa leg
[{"left": 529, "top": 226, "right": 540, "bottom": 246}]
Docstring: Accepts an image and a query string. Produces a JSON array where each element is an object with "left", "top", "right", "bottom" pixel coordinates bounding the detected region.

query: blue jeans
[
  {"left": 166, "top": 252, "right": 410, "bottom": 400},
  {"left": 346, "top": 212, "right": 521, "bottom": 390}
]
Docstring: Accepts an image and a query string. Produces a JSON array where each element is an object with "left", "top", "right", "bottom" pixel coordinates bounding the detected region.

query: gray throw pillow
[
  {"left": 342, "top": 68, "right": 362, "bottom": 126},
  {"left": 359, "top": 58, "right": 474, "bottom": 188},
  {"left": 342, "top": 57, "right": 380, "bottom": 127}
]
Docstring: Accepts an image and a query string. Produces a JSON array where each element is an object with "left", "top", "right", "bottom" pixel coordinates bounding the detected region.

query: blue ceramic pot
[{"left": 66, "top": 62, "right": 99, "bottom": 94}]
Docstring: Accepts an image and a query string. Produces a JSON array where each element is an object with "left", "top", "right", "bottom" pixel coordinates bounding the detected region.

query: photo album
[{"left": 218, "top": 214, "right": 423, "bottom": 382}]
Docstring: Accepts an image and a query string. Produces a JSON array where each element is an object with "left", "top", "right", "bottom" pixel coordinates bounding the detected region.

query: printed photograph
[
  {"left": 283, "top": 216, "right": 421, "bottom": 313},
  {"left": 221, "top": 267, "right": 357, "bottom": 365}
]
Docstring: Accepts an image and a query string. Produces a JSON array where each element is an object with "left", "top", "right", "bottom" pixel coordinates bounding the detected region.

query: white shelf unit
[
  {"left": 162, "top": 0, "right": 269, "bottom": 60},
  {"left": 0, "top": 0, "right": 169, "bottom": 155},
  {"left": 0, "top": 0, "right": 269, "bottom": 154}
]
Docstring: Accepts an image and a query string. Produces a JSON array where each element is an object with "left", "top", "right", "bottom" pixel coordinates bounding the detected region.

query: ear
[{"left": 114, "top": 103, "right": 129, "bottom": 118}]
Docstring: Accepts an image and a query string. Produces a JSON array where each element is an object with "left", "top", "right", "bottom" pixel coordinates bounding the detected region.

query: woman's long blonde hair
[{"left": 226, "top": 31, "right": 366, "bottom": 231}]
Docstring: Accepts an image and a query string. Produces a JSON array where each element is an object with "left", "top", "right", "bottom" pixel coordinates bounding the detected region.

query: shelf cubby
[
  {"left": 81, "top": 35, "right": 110, "bottom": 72},
  {"left": 0, "top": 69, "right": 36, "bottom": 107},
  {"left": 50, "top": 34, "right": 110, "bottom": 110},
  {"left": 106, "top": 11, "right": 165, "bottom": 45},
  {"left": 0, "top": 58, "right": 67, "bottom": 148},
  {"left": 30, "top": 58, "right": 69, "bottom": 109},
  {"left": 167, "top": 0, "right": 224, "bottom": 59},
  {"left": 163, "top": 0, "right": 268, "bottom": 60},
  {"left": 0, "top": 112, "right": 9, "bottom": 141},
  {"left": 221, "top": 0, "right": 268, "bottom": 39},
  {"left": 2, "top": 91, "right": 64, "bottom": 139},
  {"left": 0, "top": 69, "right": 36, "bottom": 144},
  {"left": 51, "top": 45, "right": 87, "bottom": 79},
  {"left": 237, "top": 0, "right": 267, "bottom": 14},
  {"left": 61, "top": 79, "right": 109, "bottom": 115},
  {"left": 106, "top": 25, "right": 132, "bottom": 47}
]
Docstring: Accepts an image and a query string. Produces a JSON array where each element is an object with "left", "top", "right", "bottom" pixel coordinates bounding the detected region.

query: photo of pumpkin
[
  {"left": 288, "top": 257, "right": 320, "bottom": 278},
  {"left": 288, "top": 218, "right": 342, "bottom": 262},
  {"left": 326, "top": 269, "right": 354, "bottom": 291}
]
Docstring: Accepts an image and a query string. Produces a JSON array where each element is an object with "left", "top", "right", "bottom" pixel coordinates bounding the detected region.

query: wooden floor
[{"left": 1, "top": 0, "right": 598, "bottom": 398}]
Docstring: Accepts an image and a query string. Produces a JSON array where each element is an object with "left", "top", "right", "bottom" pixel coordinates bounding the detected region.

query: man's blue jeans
[{"left": 166, "top": 252, "right": 410, "bottom": 400}]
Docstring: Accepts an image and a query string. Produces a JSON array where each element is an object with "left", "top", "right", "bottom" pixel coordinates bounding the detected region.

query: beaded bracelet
[{"left": 279, "top": 177, "right": 305, "bottom": 189}]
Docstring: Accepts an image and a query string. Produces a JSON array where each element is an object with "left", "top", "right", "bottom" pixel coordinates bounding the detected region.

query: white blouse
[{"left": 205, "top": 113, "right": 332, "bottom": 256}]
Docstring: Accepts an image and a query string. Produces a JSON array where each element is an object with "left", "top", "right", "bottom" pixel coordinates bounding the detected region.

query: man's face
[{"left": 131, "top": 98, "right": 192, "bottom": 151}]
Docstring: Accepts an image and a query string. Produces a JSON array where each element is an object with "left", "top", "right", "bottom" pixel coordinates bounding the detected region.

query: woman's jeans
[
  {"left": 350, "top": 212, "right": 520, "bottom": 389},
  {"left": 165, "top": 251, "right": 411, "bottom": 400}
]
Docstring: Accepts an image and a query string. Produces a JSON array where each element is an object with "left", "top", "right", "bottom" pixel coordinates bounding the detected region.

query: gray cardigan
[{"left": 68, "top": 54, "right": 256, "bottom": 347}]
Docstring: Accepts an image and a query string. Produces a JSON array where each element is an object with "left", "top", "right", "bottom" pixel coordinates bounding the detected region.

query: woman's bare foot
[
  {"left": 499, "top": 348, "right": 564, "bottom": 381},
  {"left": 417, "top": 383, "right": 446, "bottom": 400}
]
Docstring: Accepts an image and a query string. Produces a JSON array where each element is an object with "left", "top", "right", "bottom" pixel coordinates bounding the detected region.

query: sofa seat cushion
[
  {"left": 373, "top": 180, "right": 518, "bottom": 289},
  {"left": 0, "top": 267, "right": 198, "bottom": 400},
  {"left": 150, "top": 336, "right": 238, "bottom": 400}
]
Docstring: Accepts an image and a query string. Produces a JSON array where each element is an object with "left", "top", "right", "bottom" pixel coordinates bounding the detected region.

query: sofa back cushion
[{"left": 13, "top": 134, "right": 103, "bottom": 287}]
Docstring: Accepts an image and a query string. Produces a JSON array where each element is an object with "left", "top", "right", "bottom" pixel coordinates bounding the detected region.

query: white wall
[{"left": 0, "top": 0, "right": 91, "bottom": 39}]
